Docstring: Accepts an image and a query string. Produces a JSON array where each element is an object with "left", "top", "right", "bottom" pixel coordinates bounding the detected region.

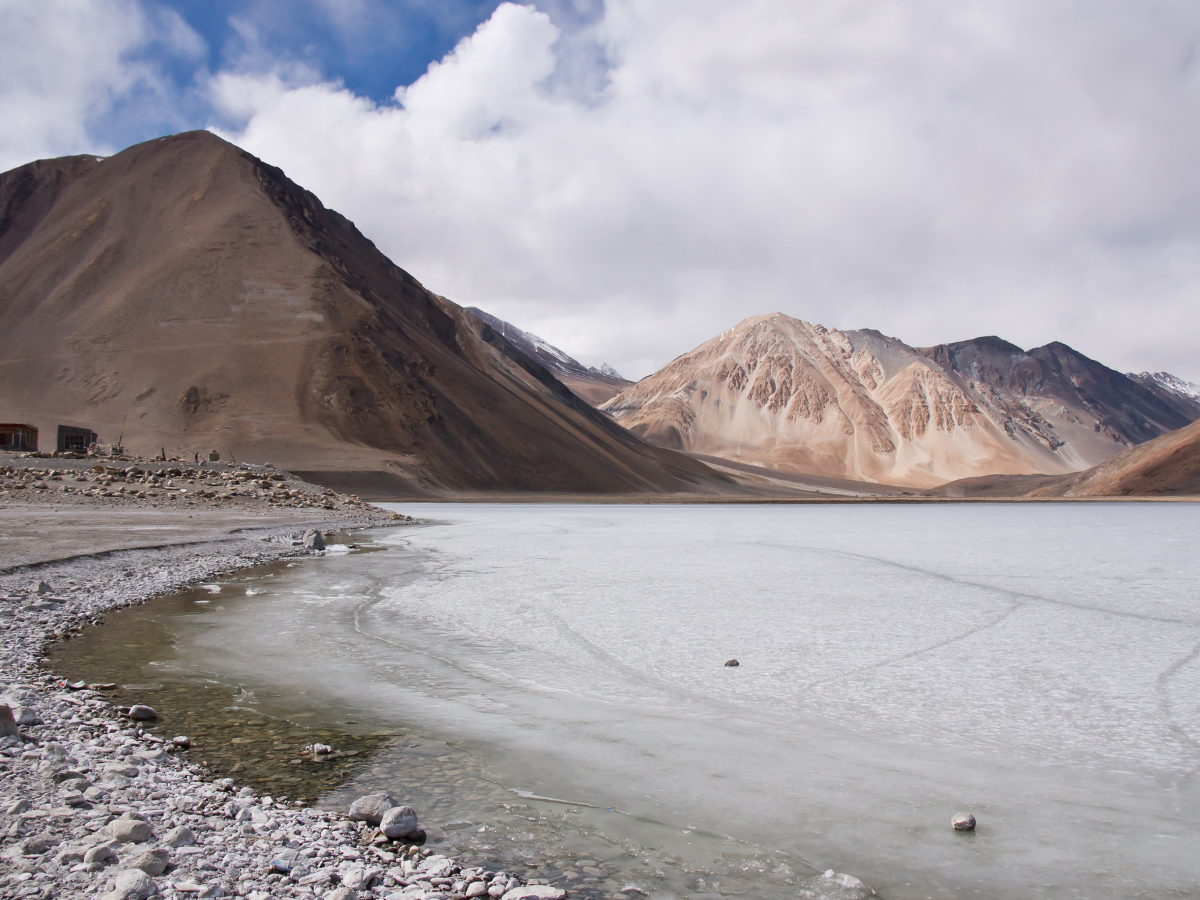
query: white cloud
[
  {"left": 20, "top": 0, "right": 1200, "bottom": 381},
  {"left": 0, "top": 0, "right": 204, "bottom": 171}
]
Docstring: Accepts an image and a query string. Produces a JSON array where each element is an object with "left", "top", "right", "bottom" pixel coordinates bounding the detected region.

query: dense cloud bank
[{"left": 4, "top": 1, "right": 1200, "bottom": 379}]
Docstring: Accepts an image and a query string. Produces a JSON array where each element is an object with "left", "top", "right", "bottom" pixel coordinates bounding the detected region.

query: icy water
[{"left": 59, "top": 503, "right": 1200, "bottom": 899}]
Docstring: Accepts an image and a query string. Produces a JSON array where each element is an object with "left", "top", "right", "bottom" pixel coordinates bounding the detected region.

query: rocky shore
[{"left": 0, "top": 459, "right": 556, "bottom": 900}]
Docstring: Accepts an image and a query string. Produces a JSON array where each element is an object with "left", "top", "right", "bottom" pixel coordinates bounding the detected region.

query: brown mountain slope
[
  {"left": 0, "top": 131, "right": 726, "bottom": 495},
  {"left": 930, "top": 420, "right": 1200, "bottom": 497},
  {"left": 602, "top": 314, "right": 1198, "bottom": 488},
  {"left": 1034, "top": 419, "right": 1200, "bottom": 497}
]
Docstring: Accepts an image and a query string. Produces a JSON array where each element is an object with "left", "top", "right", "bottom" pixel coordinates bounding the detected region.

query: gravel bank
[{"left": 0, "top": 464, "right": 557, "bottom": 900}]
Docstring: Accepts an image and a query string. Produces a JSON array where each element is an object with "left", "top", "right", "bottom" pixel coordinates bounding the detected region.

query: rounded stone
[
  {"left": 126, "top": 847, "right": 170, "bottom": 876},
  {"left": 380, "top": 805, "right": 419, "bottom": 839},
  {"left": 347, "top": 793, "right": 396, "bottom": 826},
  {"left": 724, "top": 659, "right": 739, "bottom": 667},
  {"left": 106, "top": 816, "right": 153, "bottom": 843},
  {"left": 127, "top": 705, "right": 157, "bottom": 720},
  {"left": 101, "top": 868, "right": 155, "bottom": 900},
  {"left": 951, "top": 812, "right": 976, "bottom": 831}
]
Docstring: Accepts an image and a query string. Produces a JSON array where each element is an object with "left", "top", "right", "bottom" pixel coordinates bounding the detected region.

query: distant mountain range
[
  {"left": 601, "top": 314, "right": 1199, "bottom": 488},
  {"left": 464, "top": 307, "right": 632, "bottom": 405},
  {"left": 2, "top": 131, "right": 1195, "bottom": 496},
  {"left": 1128, "top": 371, "right": 1200, "bottom": 404}
]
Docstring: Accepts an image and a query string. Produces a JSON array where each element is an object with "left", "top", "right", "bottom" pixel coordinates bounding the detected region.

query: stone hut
[
  {"left": 0, "top": 423, "right": 38, "bottom": 452},
  {"left": 57, "top": 424, "right": 98, "bottom": 453}
]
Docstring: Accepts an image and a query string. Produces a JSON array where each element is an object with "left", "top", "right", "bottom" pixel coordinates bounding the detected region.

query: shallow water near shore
[{"left": 55, "top": 503, "right": 1200, "bottom": 899}]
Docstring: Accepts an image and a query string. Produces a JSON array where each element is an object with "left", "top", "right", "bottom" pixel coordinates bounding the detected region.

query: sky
[{"left": 2, "top": 0, "right": 1200, "bottom": 382}]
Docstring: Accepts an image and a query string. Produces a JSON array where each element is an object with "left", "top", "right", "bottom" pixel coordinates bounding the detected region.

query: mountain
[
  {"left": 1127, "top": 371, "right": 1200, "bottom": 407},
  {"left": 601, "top": 313, "right": 1199, "bottom": 488},
  {"left": 932, "top": 419, "right": 1200, "bottom": 497},
  {"left": 0, "top": 131, "right": 727, "bottom": 496},
  {"left": 464, "top": 307, "right": 633, "bottom": 406}
]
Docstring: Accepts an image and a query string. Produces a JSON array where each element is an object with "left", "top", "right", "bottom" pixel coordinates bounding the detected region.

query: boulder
[
  {"left": 501, "top": 887, "right": 566, "bottom": 900},
  {"left": 106, "top": 814, "right": 153, "bottom": 843},
  {"left": 85, "top": 841, "right": 120, "bottom": 864},
  {"left": 126, "top": 847, "right": 170, "bottom": 875},
  {"left": 347, "top": 793, "right": 396, "bottom": 826},
  {"left": 303, "top": 529, "right": 327, "bottom": 551},
  {"left": 101, "top": 868, "right": 156, "bottom": 900},
  {"left": 161, "top": 825, "right": 195, "bottom": 847},
  {"left": 952, "top": 813, "right": 976, "bottom": 831},
  {"left": 380, "top": 805, "right": 420, "bottom": 839},
  {"left": 127, "top": 705, "right": 157, "bottom": 720}
]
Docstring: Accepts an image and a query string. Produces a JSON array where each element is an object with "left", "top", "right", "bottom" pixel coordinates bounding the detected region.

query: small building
[
  {"left": 0, "top": 423, "right": 38, "bottom": 452},
  {"left": 57, "top": 424, "right": 98, "bottom": 453}
]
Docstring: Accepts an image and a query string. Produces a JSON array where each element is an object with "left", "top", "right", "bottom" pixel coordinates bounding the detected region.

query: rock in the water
[
  {"left": 102, "top": 869, "right": 156, "bottom": 900},
  {"left": 127, "top": 704, "right": 157, "bottom": 720},
  {"left": 0, "top": 703, "right": 19, "bottom": 737},
  {"left": 127, "top": 847, "right": 170, "bottom": 875},
  {"left": 952, "top": 812, "right": 976, "bottom": 831},
  {"left": 502, "top": 887, "right": 566, "bottom": 900},
  {"left": 347, "top": 793, "right": 396, "bottom": 825},
  {"left": 106, "top": 814, "right": 153, "bottom": 843},
  {"left": 380, "top": 805, "right": 419, "bottom": 839},
  {"left": 161, "top": 825, "right": 195, "bottom": 847},
  {"left": 172, "top": 735, "right": 190, "bottom": 748},
  {"left": 724, "top": 659, "right": 739, "bottom": 667},
  {"left": 303, "top": 529, "right": 326, "bottom": 551}
]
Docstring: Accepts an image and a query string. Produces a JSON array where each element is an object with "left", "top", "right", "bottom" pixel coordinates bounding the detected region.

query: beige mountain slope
[
  {"left": 601, "top": 314, "right": 1197, "bottom": 488},
  {"left": 0, "top": 131, "right": 728, "bottom": 496}
]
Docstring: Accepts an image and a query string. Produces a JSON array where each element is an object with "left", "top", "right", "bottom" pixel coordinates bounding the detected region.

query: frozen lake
[{"left": 160, "top": 503, "right": 1200, "bottom": 898}]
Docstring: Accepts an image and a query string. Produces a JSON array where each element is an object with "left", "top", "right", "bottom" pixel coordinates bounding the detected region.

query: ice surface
[{"left": 162, "top": 503, "right": 1200, "bottom": 899}]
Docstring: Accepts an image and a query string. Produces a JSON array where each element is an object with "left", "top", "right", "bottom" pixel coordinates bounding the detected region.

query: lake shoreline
[{"left": 0, "top": 481, "right": 576, "bottom": 900}]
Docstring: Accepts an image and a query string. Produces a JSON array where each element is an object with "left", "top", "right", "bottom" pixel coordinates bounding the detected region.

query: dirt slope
[{"left": 0, "top": 131, "right": 726, "bottom": 495}]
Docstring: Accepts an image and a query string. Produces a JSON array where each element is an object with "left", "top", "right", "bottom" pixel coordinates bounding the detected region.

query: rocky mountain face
[
  {"left": 465, "top": 307, "right": 633, "bottom": 406},
  {"left": 0, "top": 132, "right": 725, "bottom": 495},
  {"left": 601, "top": 314, "right": 1199, "bottom": 487},
  {"left": 1128, "top": 371, "right": 1200, "bottom": 406}
]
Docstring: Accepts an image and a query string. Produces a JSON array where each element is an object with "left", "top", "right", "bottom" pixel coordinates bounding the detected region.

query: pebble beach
[{"left": 0, "top": 451, "right": 558, "bottom": 900}]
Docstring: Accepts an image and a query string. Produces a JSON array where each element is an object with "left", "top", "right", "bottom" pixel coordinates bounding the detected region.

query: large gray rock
[
  {"left": 952, "top": 813, "right": 976, "bottom": 831},
  {"left": 126, "top": 847, "right": 170, "bottom": 875},
  {"left": 303, "top": 529, "right": 327, "bottom": 551},
  {"left": 106, "top": 814, "right": 153, "bottom": 843},
  {"left": 325, "top": 888, "right": 358, "bottom": 900},
  {"left": 102, "top": 869, "right": 157, "bottom": 900},
  {"left": 161, "top": 825, "right": 195, "bottom": 847},
  {"left": 379, "top": 805, "right": 419, "bottom": 839},
  {"left": 127, "top": 705, "right": 157, "bottom": 720},
  {"left": 347, "top": 793, "right": 396, "bottom": 825},
  {"left": 85, "top": 841, "right": 120, "bottom": 864}
]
